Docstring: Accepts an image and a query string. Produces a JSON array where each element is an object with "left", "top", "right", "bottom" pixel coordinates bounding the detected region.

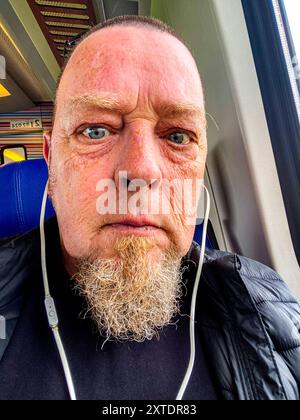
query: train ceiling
[
  {"left": 26, "top": 0, "right": 141, "bottom": 67},
  {"left": 0, "top": 0, "right": 149, "bottom": 109}
]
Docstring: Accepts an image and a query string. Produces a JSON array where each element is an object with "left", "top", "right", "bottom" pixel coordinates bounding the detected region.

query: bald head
[
  {"left": 55, "top": 25, "right": 202, "bottom": 117},
  {"left": 55, "top": 16, "right": 200, "bottom": 101},
  {"left": 58, "top": 17, "right": 193, "bottom": 76}
]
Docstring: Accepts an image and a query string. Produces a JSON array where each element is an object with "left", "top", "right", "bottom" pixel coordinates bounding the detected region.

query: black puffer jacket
[
  {"left": 0, "top": 218, "right": 299, "bottom": 400},
  {"left": 188, "top": 245, "right": 300, "bottom": 399}
]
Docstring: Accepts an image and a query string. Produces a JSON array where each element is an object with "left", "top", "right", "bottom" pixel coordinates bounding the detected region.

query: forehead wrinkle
[
  {"left": 65, "top": 94, "right": 126, "bottom": 115},
  {"left": 61, "top": 94, "right": 205, "bottom": 117}
]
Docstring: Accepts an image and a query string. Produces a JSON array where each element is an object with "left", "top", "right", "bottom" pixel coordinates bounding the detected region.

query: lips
[{"left": 105, "top": 216, "right": 160, "bottom": 229}]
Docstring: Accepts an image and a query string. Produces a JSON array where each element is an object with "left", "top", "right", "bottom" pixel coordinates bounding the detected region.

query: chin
[{"left": 88, "top": 234, "right": 170, "bottom": 263}]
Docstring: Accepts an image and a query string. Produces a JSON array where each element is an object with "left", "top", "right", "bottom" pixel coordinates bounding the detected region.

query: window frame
[{"left": 242, "top": 0, "right": 300, "bottom": 264}]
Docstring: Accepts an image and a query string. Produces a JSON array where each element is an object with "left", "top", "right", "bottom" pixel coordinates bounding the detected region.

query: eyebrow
[
  {"left": 65, "top": 94, "right": 206, "bottom": 125},
  {"left": 158, "top": 103, "right": 203, "bottom": 118},
  {"left": 157, "top": 103, "right": 206, "bottom": 128}
]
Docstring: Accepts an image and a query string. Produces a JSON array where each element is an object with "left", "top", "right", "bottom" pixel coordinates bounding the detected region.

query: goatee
[{"left": 73, "top": 236, "right": 184, "bottom": 343}]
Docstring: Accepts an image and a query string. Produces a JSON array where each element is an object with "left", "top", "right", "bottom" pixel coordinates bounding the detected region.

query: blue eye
[
  {"left": 168, "top": 132, "right": 190, "bottom": 145},
  {"left": 83, "top": 126, "right": 110, "bottom": 140}
]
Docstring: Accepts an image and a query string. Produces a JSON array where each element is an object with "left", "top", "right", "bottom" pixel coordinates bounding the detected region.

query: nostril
[
  {"left": 119, "top": 176, "right": 131, "bottom": 189},
  {"left": 120, "top": 174, "right": 161, "bottom": 190},
  {"left": 149, "top": 178, "right": 160, "bottom": 190}
]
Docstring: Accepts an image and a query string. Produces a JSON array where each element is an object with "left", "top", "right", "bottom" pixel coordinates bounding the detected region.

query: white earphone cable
[
  {"left": 40, "top": 181, "right": 77, "bottom": 401},
  {"left": 176, "top": 185, "right": 211, "bottom": 400}
]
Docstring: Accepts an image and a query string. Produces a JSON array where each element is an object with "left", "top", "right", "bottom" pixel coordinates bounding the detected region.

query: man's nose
[{"left": 114, "top": 125, "right": 162, "bottom": 189}]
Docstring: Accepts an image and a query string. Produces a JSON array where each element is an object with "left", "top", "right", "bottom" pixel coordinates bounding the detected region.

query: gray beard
[{"left": 72, "top": 236, "right": 185, "bottom": 343}]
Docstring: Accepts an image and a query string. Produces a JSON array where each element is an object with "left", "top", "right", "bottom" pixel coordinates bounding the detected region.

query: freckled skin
[{"left": 44, "top": 26, "right": 207, "bottom": 273}]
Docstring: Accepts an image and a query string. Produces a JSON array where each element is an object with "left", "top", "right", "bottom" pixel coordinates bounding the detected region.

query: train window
[
  {"left": 242, "top": 0, "right": 300, "bottom": 265},
  {"left": 283, "top": 0, "right": 300, "bottom": 84},
  {"left": 275, "top": 0, "right": 300, "bottom": 118},
  {"left": 284, "top": 0, "right": 300, "bottom": 65}
]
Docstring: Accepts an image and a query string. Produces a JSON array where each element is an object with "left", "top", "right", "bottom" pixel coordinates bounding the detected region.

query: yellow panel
[
  {"left": 0, "top": 83, "right": 11, "bottom": 97},
  {"left": 0, "top": 22, "right": 27, "bottom": 62},
  {"left": 3, "top": 149, "right": 25, "bottom": 162}
]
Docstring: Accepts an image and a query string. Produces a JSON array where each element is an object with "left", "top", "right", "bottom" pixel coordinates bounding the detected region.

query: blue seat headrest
[{"left": 0, "top": 159, "right": 55, "bottom": 238}]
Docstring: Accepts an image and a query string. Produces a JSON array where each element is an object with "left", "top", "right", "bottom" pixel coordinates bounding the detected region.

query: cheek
[
  {"left": 163, "top": 154, "right": 205, "bottom": 210},
  {"left": 164, "top": 142, "right": 206, "bottom": 179},
  {"left": 50, "top": 128, "right": 119, "bottom": 190},
  {"left": 55, "top": 156, "right": 107, "bottom": 210},
  {"left": 49, "top": 150, "right": 113, "bottom": 255},
  {"left": 169, "top": 213, "right": 197, "bottom": 256},
  {"left": 160, "top": 158, "right": 204, "bottom": 256}
]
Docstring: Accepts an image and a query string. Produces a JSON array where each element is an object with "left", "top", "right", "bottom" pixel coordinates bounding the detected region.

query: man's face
[{"left": 45, "top": 26, "right": 207, "bottom": 270}]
